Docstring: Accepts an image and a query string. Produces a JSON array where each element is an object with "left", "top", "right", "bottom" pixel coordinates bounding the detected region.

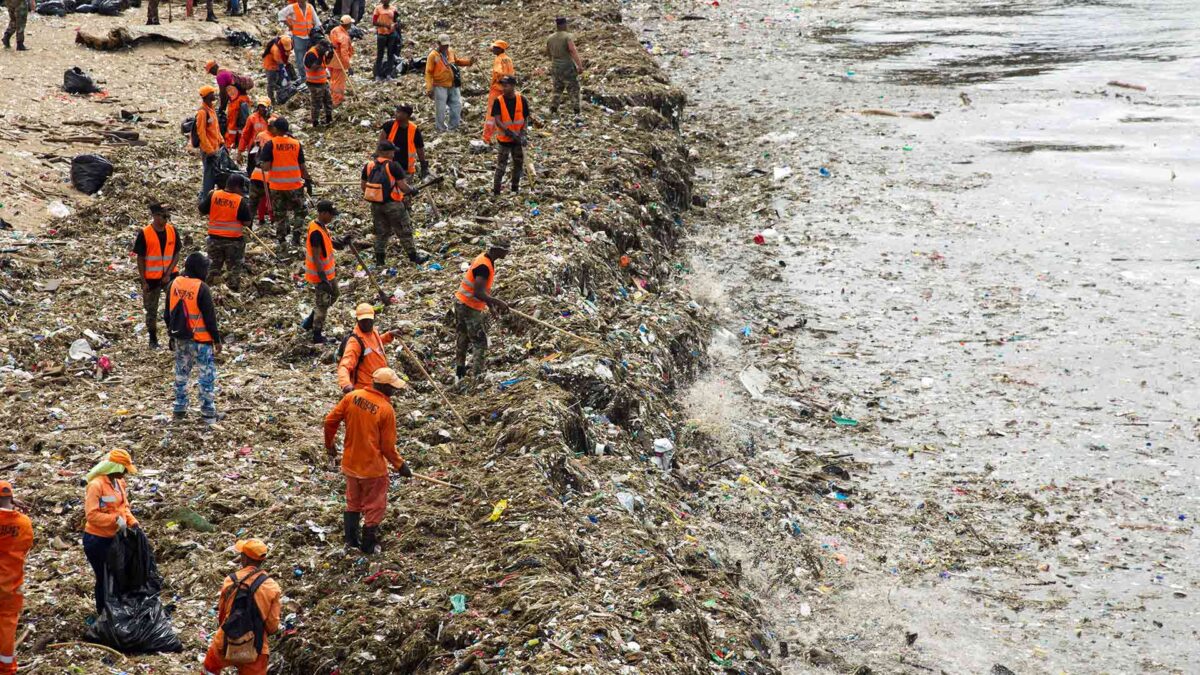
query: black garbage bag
[
  {"left": 85, "top": 528, "right": 182, "bottom": 654},
  {"left": 212, "top": 147, "right": 242, "bottom": 188},
  {"left": 63, "top": 67, "right": 102, "bottom": 94},
  {"left": 348, "top": 24, "right": 365, "bottom": 40},
  {"left": 400, "top": 56, "right": 426, "bottom": 76},
  {"left": 37, "top": 0, "right": 67, "bottom": 13},
  {"left": 226, "top": 30, "right": 260, "bottom": 48},
  {"left": 73, "top": 2, "right": 96, "bottom": 11},
  {"left": 63, "top": 0, "right": 80, "bottom": 10},
  {"left": 70, "top": 154, "right": 114, "bottom": 195},
  {"left": 274, "top": 79, "right": 303, "bottom": 105},
  {"left": 92, "top": 0, "right": 120, "bottom": 15}
]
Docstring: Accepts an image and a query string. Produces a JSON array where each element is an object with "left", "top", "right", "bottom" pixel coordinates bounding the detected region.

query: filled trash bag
[
  {"left": 85, "top": 528, "right": 182, "bottom": 654},
  {"left": 226, "top": 30, "right": 260, "bottom": 47},
  {"left": 70, "top": 154, "right": 114, "bottom": 195},
  {"left": 274, "top": 79, "right": 303, "bottom": 105},
  {"left": 211, "top": 147, "right": 242, "bottom": 188},
  {"left": 63, "top": 67, "right": 102, "bottom": 94},
  {"left": 37, "top": 0, "right": 67, "bottom": 14},
  {"left": 92, "top": 0, "right": 122, "bottom": 15}
]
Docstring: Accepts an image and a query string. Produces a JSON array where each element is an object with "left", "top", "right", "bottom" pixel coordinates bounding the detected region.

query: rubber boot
[
  {"left": 2, "top": 32, "right": 11, "bottom": 49},
  {"left": 312, "top": 329, "right": 327, "bottom": 345},
  {"left": 360, "top": 525, "right": 379, "bottom": 554},
  {"left": 407, "top": 250, "right": 429, "bottom": 264},
  {"left": 149, "top": 330, "right": 159, "bottom": 350},
  {"left": 301, "top": 312, "right": 313, "bottom": 331},
  {"left": 343, "top": 512, "right": 361, "bottom": 550},
  {"left": 374, "top": 250, "right": 385, "bottom": 267}
]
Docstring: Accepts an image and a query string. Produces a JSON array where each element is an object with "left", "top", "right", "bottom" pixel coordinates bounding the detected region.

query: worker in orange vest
[
  {"left": 0, "top": 481, "right": 32, "bottom": 675},
  {"left": 82, "top": 449, "right": 139, "bottom": 614},
  {"left": 488, "top": 76, "right": 531, "bottom": 195},
  {"left": 378, "top": 104, "right": 429, "bottom": 178},
  {"left": 245, "top": 124, "right": 277, "bottom": 229},
  {"left": 304, "top": 39, "right": 335, "bottom": 127},
  {"left": 425, "top": 34, "right": 474, "bottom": 132},
  {"left": 482, "top": 39, "right": 514, "bottom": 143},
  {"left": 223, "top": 85, "right": 252, "bottom": 150},
  {"left": 324, "top": 367, "right": 412, "bottom": 553},
  {"left": 337, "top": 303, "right": 404, "bottom": 393},
  {"left": 454, "top": 239, "right": 510, "bottom": 384},
  {"left": 300, "top": 201, "right": 347, "bottom": 343},
  {"left": 257, "top": 117, "right": 312, "bottom": 248},
  {"left": 329, "top": 15, "right": 354, "bottom": 106},
  {"left": 370, "top": 0, "right": 398, "bottom": 80},
  {"left": 236, "top": 97, "right": 273, "bottom": 162},
  {"left": 261, "top": 36, "right": 296, "bottom": 105},
  {"left": 278, "top": 0, "right": 320, "bottom": 75},
  {"left": 361, "top": 140, "right": 423, "bottom": 266},
  {"left": 198, "top": 174, "right": 253, "bottom": 291},
  {"left": 132, "top": 202, "right": 179, "bottom": 349},
  {"left": 166, "top": 253, "right": 223, "bottom": 422},
  {"left": 201, "top": 538, "right": 281, "bottom": 675},
  {"left": 196, "top": 86, "right": 225, "bottom": 199}
]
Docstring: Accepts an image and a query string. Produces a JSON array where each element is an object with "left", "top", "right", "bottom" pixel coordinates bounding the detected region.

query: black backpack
[
  {"left": 181, "top": 116, "right": 200, "bottom": 149},
  {"left": 220, "top": 571, "right": 270, "bottom": 664},
  {"left": 336, "top": 333, "right": 366, "bottom": 382}
]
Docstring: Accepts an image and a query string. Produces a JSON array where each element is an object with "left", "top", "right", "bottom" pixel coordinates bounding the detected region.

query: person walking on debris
[
  {"left": 329, "top": 15, "right": 354, "bottom": 106},
  {"left": 196, "top": 86, "right": 225, "bottom": 199},
  {"left": 258, "top": 117, "right": 312, "bottom": 248},
  {"left": 324, "top": 367, "right": 412, "bottom": 554},
  {"left": 361, "top": 141, "right": 424, "bottom": 266},
  {"left": 378, "top": 104, "right": 428, "bottom": 178},
  {"left": 261, "top": 36, "right": 296, "bottom": 105},
  {"left": 201, "top": 539, "right": 281, "bottom": 675},
  {"left": 205, "top": 61, "right": 238, "bottom": 119},
  {"left": 489, "top": 76, "right": 531, "bottom": 195},
  {"left": 166, "top": 253, "right": 223, "bottom": 423},
  {"left": 198, "top": 173, "right": 253, "bottom": 291},
  {"left": 301, "top": 201, "right": 347, "bottom": 344},
  {"left": 145, "top": 0, "right": 161, "bottom": 25},
  {"left": 0, "top": 481, "right": 33, "bottom": 675},
  {"left": 482, "top": 39, "right": 515, "bottom": 143},
  {"left": 338, "top": 303, "right": 403, "bottom": 393},
  {"left": 132, "top": 202, "right": 179, "bottom": 349},
  {"left": 370, "top": 0, "right": 398, "bottom": 81},
  {"left": 546, "top": 17, "right": 584, "bottom": 120},
  {"left": 236, "top": 97, "right": 273, "bottom": 163},
  {"left": 1, "top": 0, "right": 30, "bottom": 49},
  {"left": 278, "top": 0, "right": 319, "bottom": 76},
  {"left": 454, "top": 240, "right": 510, "bottom": 384},
  {"left": 223, "top": 85, "right": 252, "bottom": 150},
  {"left": 305, "top": 39, "right": 335, "bottom": 128},
  {"left": 82, "top": 449, "right": 139, "bottom": 615},
  {"left": 425, "top": 34, "right": 473, "bottom": 132},
  {"left": 245, "top": 126, "right": 276, "bottom": 229}
]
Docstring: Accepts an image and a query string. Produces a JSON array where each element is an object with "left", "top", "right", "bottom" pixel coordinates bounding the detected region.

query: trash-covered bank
[{"left": 0, "top": 0, "right": 784, "bottom": 673}]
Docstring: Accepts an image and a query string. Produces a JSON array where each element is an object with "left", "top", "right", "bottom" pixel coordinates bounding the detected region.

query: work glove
[
  {"left": 117, "top": 516, "right": 127, "bottom": 534},
  {"left": 408, "top": 187, "right": 419, "bottom": 199},
  {"left": 304, "top": 179, "right": 314, "bottom": 196},
  {"left": 318, "top": 280, "right": 334, "bottom": 294},
  {"left": 397, "top": 462, "right": 413, "bottom": 478},
  {"left": 419, "top": 161, "right": 429, "bottom": 179}
]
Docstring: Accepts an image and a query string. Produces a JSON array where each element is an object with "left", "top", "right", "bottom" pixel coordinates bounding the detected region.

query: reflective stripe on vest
[
  {"left": 455, "top": 252, "right": 495, "bottom": 311},
  {"left": 387, "top": 121, "right": 418, "bottom": 174},
  {"left": 497, "top": 95, "right": 525, "bottom": 144},
  {"left": 267, "top": 137, "right": 304, "bottom": 190},
  {"left": 286, "top": 2, "right": 315, "bottom": 37},
  {"left": 304, "top": 220, "right": 336, "bottom": 284},
  {"left": 169, "top": 276, "right": 213, "bottom": 342},
  {"left": 141, "top": 224, "right": 177, "bottom": 280},
  {"left": 305, "top": 47, "right": 330, "bottom": 84},
  {"left": 207, "top": 190, "right": 245, "bottom": 238}
]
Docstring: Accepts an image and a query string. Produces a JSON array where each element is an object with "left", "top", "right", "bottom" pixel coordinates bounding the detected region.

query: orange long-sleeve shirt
[
  {"left": 336, "top": 327, "right": 394, "bottom": 392},
  {"left": 0, "top": 509, "right": 33, "bottom": 594},
  {"left": 324, "top": 388, "right": 403, "bottom": 479},
  {"left": 490, "top": 53, "right": 514, "bottom": 91},
  {"left": 196, "top": 103, "right": 223, "bottom": 156},
  {"left": 330, "top": 25, "right": 353, "bottom": 68},
  {"left": 238, "top": 111, "right": 272, "bottom": 154},
  {"left": 84, "top": 475, "right": 138, "bottom": 538},
  {"left": 425, "top": 48, "right": 472, "bottom": 92},
  {"left": 210, "top": 566, "right": 282, "bottom": 655}
]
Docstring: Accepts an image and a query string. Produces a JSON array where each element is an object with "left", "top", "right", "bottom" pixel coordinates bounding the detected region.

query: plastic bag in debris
[
  {"left": 36, "top": 0, "right": 67, "bottom": 14},
  {"left": 70, "top": 154, "right": 114, "bottom": 195},
  {"left": 226, "top": 30, "right": 260, "bottom": 48},
  {"left": 211, "top": 148, "right": 242, "bottom": 189},
  {"left": 63, "top": 67, "right": 102, "bottom": 94},
  {"left": 348, "top": 24, "right": 366, "bottom": 40},
  {"left": 273, "top": 79, "right": 303, "bottom": 105},
  {"left": 85, "top": 528, "right": 183, "bottom": 654},
  {"left": 76, "top": 0, "right": 119, "bottom": 14},
  {"left": 400, "top": 56, "right": 427, "bottom": 76}
]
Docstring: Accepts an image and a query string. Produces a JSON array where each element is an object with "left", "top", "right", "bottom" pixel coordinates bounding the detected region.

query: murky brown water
[{"left": 633, "top": 0, "right": 1199, "bottom": 671}]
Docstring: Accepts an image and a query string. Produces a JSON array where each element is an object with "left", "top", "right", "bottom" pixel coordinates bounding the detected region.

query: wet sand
[{"left": 634, "top": 0, "right": 1199, "bottom": 671}]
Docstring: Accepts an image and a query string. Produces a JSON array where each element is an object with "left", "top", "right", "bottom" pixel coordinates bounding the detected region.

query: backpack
[
  {"left": 181, "top": 114, "right": 201, "bottom": 149},
  {"left": 221, "top": 571, "right": 270, "bottom": 665},
  {"left": 336, "top": 333, "right": 366, "bottom": 382},
  {"left": 362, "top": 160, "right": 393, "bottom": 203}
]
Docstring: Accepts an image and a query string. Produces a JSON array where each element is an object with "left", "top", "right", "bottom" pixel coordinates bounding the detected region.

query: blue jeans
[
  {"left": 200, "top": 152, "right": 219, "bottom": 200},
  {"left": 292, "top": 35, "right": 310, "bottom": 77},
  {"left": 83, "top": 532, "right": 114, "bottom": 614},
  {"left": 174, "top": 340, "right": 217, "bottom": 416},
  {"left": 433, "top": 86, "right": 462, "bottom": 131}
]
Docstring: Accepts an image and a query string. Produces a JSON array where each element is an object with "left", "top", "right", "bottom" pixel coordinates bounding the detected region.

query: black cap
[
  {"left": 272, "top": 117, "right": 290, "bottom": 132},
  {"left": 556, "top": 16, "right": 568, "bottom": 25},
  {"left": 316, "top": 200, "right": 338, "bottom": 215},
  {"left": 149, "top": 202, "right": 170, "bottom": 215},
  {"left": 395, "top": 103, "right": 413, "bottom": 115},
  {"left": 377, "top": 140, "right": 397, "bottom": 153},
  {"left": 224, "top": 173, "right": 247, "bottom": 192},
  {"left": 499, "top": 75, "right": 517, "bottom": 85},
  {"left": 184, "top": 251, "right": 210, "bottom": 279}
]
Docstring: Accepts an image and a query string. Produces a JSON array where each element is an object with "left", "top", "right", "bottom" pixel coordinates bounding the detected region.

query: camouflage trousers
[
  {"left": 370, "top": 201, "right": 413, "bottom": 264},
  {"left": 454, "top": 302, "right": 488, "bottom": 376},
  {"left": 206, "top": 235, "right": 246, "bottom": 290}
]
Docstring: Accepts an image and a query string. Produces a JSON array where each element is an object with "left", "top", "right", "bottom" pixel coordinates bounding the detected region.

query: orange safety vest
[
  {"left": 169, "top": 276, "right": 213, "bottom": 343},
  {"left": 207, "top": 189, "right": 245, "bottom": 238},
  {"left": 141, "top": 224, "right": 177, "bottom": 280},
  {"left": 224, "top": 92, "right": 249, "bottom": 143},
  {"left": 262, "top": 40, "right": 289, "bottom": 71},
  {"left": 362, "top": 158, "right": 405, "bottom": 203},
  {"left": 305, "top": 46, "right": 330, "bottom": 85},
  {"left": 373, "top": 5, "right": 395, "bottom": 35},
  {"left": 455, "top": 252, "right": 495, "bottom": 311},
  {"left": 496, "top": 95, "right": 526, "bottom": 144},
  {"left": 285, "top": 1, "right": 315, "bottom": 38},
  {"left": 385, "top": 120, "right": 418, "bottom": 174},
  {"left": 266, "top": 136, "right": 304, "bottom": 191},
  {"left": 304, "top": 220, "right": 336, "bottom": 284},
  {"left": 250, "top": 131, "right": 272, "bottom": 182}
]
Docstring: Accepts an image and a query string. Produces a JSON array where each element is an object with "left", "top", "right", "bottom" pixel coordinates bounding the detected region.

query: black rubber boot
[
  {"left": 312, "top": 329, "right": 327, "bottom": 345},
  {"left": 149, "top": 330, "right": 159, "bottom": 350},
  {"left": 2, "top": 32, "right": 11, "bottom": 49},
  {"left": 407, "top": 251, "right": 429, "bottom": 264},
  {"left": 374, "top": 250, "right": 385, "bottom": 267},
  {"left": 360, "top": 525, "right": 379, "bottom": 554},
  {"left": 343, "top": 512, "right": 361, "bottom": 549},
  {"left": 301, "top": 312, "right": 313, "bottom": 331}
]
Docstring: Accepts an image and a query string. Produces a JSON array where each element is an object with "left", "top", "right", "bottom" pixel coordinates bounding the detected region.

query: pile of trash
[{"left": 0, "top": 0, "right": 782, "bottom": 673}]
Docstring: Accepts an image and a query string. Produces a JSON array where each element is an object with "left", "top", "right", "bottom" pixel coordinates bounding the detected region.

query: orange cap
[
  {"left": 280, "top": 35, "right": 293, "bottom": 50},
  {"left": 372, "top": 367, "right": 405, "bottom": 389},
  {"left": 235, "top": 538, "right": 269, "bottom": 561},
  {"left": 492, "top": 40, "right": 508, "bottom": 50},
  {"left": 0, "top": 481, "right": 12, "bottom": 498},
  {"left": 109, "top": 449, "right": 138, "bottom": 475},
  {"left": 199, "top": 85, "right": 218, "bottom": 98},
  {"left": 354, "top": 303, "right": 375, "bottom": 320},
  {"left": 204, "top": 60, "right": 218, "bottom": 74}
]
